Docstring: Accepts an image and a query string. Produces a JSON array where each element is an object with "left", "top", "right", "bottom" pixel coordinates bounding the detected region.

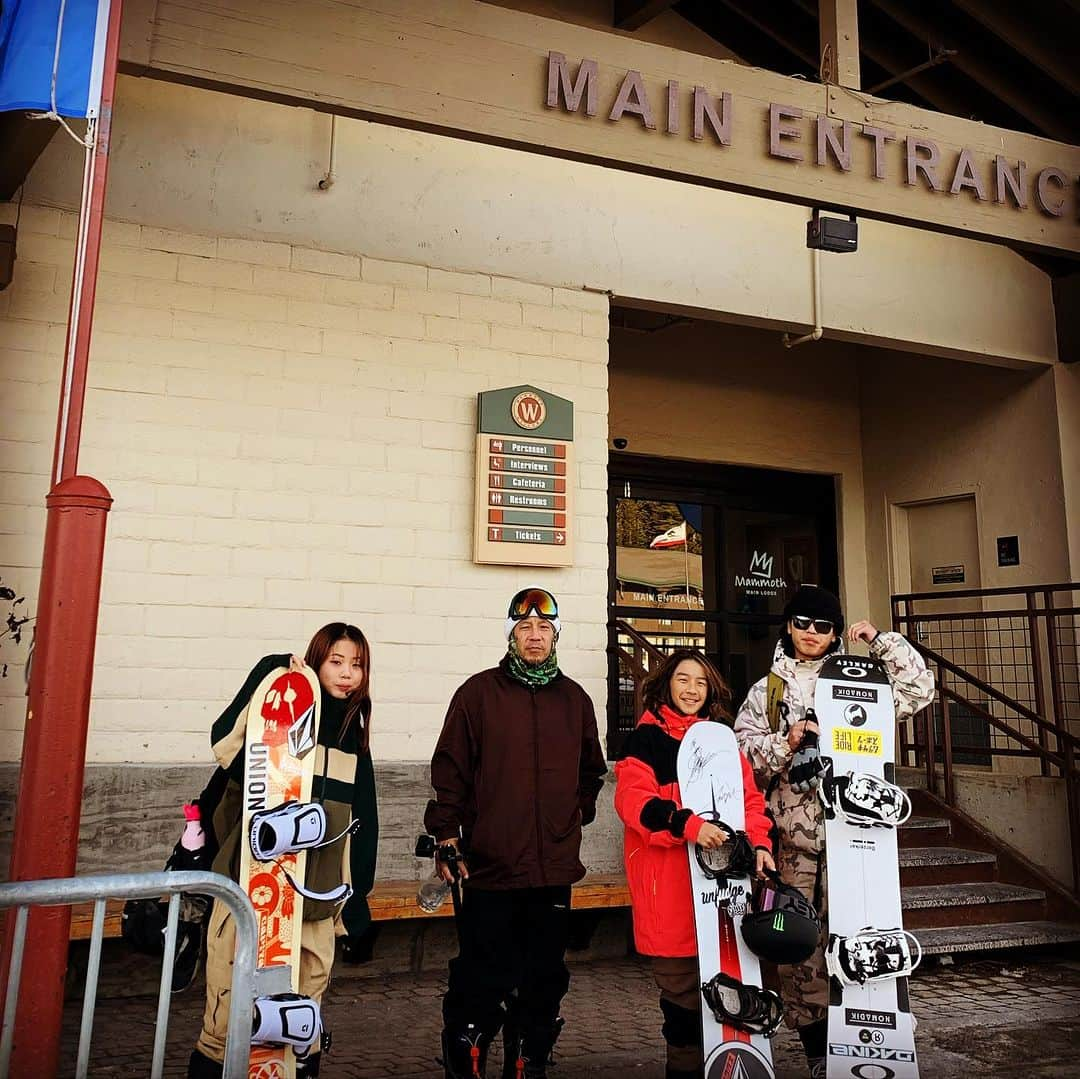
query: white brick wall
[{"left": 0, "top": 208, "right": 610, "bottom": 764}]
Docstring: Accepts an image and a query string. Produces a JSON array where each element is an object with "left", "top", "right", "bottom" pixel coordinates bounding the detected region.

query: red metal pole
[
  {"left": 1, "top": 478, "right": 112, "bottom": 1076},
  {"left": 0, "top": 1, "right": 124, "bottom": 1072}
]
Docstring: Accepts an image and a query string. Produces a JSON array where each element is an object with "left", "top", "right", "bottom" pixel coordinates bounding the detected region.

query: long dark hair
[
  {"left": 641, "top": 647, "right": 733, "bottom": 724},
  {"left": 304, "top": 623, "right": 372, "bottom": 753}
]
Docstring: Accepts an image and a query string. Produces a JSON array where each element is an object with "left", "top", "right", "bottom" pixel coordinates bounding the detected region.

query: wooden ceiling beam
[
  {"left": 818, "top": 0, "right": 861, "bottom": 89},
  {"left": 950, "top": 0, "right": 1080, "bottom": 100},
  {"left": 868, "top": 0, "right": 1074, "bottom": 141},
  {"left": 712, "top": 0, "right": 817, "bottom": 69},
  {"left": 788, "top": 0, "right": 955, "bottom": 114},
  {"left": 613, "top": 0, "right": 678, "bottom": 32}
]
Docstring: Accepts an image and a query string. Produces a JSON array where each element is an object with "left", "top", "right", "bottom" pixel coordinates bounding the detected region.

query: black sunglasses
[{"left": 791, "top": 615, "right": 835, "bottom": 634}]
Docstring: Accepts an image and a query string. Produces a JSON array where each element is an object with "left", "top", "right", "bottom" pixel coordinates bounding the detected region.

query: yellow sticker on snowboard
[{"left": 832, "top": 727, "right": 883, "bottom": 756}]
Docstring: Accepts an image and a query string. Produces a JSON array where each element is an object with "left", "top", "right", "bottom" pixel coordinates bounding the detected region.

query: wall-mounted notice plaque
[
  {"left": 474, "top": 385, "right": 574, "bottom": 568},
  {"left": 931, "top": 564, "right": 965, "bottom": 585}
]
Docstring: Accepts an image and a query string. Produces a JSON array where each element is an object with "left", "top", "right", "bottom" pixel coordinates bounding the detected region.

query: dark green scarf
[{"left": 506, "top": 638, "right": 559, "bottom": 689}]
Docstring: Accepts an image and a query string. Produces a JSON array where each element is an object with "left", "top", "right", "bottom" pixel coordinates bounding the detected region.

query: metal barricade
[{"left": 0, "top": 870, "right": 257, "bottom": 1079}]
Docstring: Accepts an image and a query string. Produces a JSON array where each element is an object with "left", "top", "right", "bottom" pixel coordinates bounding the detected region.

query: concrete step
[
  {"left": 902, "top": 881, "right": 1046, "bottom": 929},
  {"left": 915, "top": 920, "right": 1080, "bottom": 957},
  {"left": 898, "top": 815, "right": 951, "bottom": 847},
  {"left": 900, "top": 846, "right": 997, "bottom": 886},
  {"left": 895, "top": 766, "right": 927, "bottom": 790}
]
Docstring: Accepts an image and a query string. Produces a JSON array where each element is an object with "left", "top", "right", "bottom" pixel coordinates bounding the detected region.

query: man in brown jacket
[{"left": 426, "top": 588, "right": 607, "bottom": 1079}]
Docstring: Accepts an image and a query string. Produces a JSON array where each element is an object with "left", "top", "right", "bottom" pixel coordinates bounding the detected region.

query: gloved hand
[{"left": 789, "top": 727, "right": 826, "bottom": 793}]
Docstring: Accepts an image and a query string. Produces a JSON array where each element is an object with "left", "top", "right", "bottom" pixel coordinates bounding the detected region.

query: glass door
[{"left": 607, "top": 459, "right": 838, "bottom": 756}]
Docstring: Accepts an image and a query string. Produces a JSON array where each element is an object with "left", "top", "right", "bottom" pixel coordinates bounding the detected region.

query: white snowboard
[
  {"left": 815, "top": 654, "right": 919, "bottom": 1079},
  {"left": 678, "top": 721, "right": 775, "bottom": 1079}
]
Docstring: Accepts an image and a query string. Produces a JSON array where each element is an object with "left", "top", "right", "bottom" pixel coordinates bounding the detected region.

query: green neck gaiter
[{"left": 506, "top": 638, "right": 559, "bottom": 689}]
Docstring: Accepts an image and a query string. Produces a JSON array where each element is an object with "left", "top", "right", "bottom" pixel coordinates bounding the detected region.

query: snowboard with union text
[{"left": 240, "top": 665, "right": 321, "bottom": 1078}]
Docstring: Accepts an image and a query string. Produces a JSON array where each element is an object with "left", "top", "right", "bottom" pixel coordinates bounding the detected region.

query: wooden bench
[{"left": 55, "top": 873, "right": 631, "bottom": 940}]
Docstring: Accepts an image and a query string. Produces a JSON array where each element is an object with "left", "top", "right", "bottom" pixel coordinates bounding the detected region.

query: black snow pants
[{"left": 442, "top": 884, "right": 572, "bottom": 1040}]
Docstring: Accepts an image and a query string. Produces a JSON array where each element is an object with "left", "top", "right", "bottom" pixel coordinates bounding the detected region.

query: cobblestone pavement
[{"left": 58, "top": 953, "right": 1080, "bottom": 1078}]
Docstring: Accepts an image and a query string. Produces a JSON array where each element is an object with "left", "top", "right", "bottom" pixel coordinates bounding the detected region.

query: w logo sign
[
  {"left": 511, "top": 391, "right": 546, "bottom": 430},
  {"left": 750, "top": 550, "right": 774, "bottom": 579}
]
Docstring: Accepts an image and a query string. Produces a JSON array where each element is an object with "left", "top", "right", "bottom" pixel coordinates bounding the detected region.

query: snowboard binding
[
  {"left": 825, "top": 927, "right": 923, "bottom": 986},
  {"left": 700, "top": 971, "right": 783, "bottom": 1037},
  {"left": 250, "top": 800, "right": 362, "bottom": 904},
  {"left": 819, "top": 769, "right": 912, "bottom": 828},
  {"left": 250, "top": 800, "right": 362, "bottom": 861},
  {"left": 251, "top": 992, "right": 323, "bottom": 1055},
  {"left": 694, "top": 819, "right": 755, "bottom": 885}
]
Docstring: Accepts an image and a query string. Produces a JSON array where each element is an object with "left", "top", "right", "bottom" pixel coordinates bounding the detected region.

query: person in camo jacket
[{"left": 734, "top": 584, "right": 934, "bottom": 1079}]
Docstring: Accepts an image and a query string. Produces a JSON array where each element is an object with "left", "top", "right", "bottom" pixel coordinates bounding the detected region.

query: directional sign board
[{"left": 474, "top": 385, "right": 574, "bottom": 568}]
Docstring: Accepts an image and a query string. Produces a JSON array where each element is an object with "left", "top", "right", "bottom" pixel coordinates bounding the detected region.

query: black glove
[{"left": 789, "top": 727, "right": 825, "bottom": 793}]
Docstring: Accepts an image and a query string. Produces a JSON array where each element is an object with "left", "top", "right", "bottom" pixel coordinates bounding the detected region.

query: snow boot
[
  {"left": 441, "top": 1024, "right": 492, "bottom": 1078},
  {"left": 296, "top": 1050, "right": 322, "bottom": 1076},
  {"left": 186, "top": 1048, "right": 223, "bottom": 1079},
  {"left": 501, "top": 1004, "right": 523, "bottom": 1079},
  {"left": 798, "top": 1018, "right": 827, "bottom": 1079},
  {"left": 516, "top": 1016, "right": 565, "bottom": 1078}
]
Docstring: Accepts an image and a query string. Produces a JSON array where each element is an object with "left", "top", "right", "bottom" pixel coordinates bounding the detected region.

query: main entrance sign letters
[
  {"left": 474, "top": 385, "right": 574, "bottom": 568},
  {"left": 546, "top": 52, "right": 1076, "bottom": 223}
]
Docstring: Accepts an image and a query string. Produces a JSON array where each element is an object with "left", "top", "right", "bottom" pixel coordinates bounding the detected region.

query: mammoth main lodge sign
[{"left": 546, "top": 51, "right": 1076, "bottom": 220}]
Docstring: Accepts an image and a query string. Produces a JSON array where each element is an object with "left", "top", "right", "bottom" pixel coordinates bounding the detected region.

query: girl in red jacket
[{"left": 615, "top": 647, "right": 775, "bottom": 1079}]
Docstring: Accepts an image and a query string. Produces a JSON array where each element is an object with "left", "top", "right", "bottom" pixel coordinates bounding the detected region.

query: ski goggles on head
[
  {"left": 508, "top": 588, "right": 559, "bottom": 621},
  {"left": 790, "top": 615, "right": 835, "bottom": 634}
]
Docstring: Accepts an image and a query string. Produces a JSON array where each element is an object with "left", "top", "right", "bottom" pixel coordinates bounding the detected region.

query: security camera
[{"left": 612, "top": 437, "right": 628, "bottom": 450}]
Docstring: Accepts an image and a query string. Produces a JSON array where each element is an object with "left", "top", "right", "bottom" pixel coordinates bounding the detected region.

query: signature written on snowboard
[{"left": 687, "top": 743, "right": 719, "bottom": 785}]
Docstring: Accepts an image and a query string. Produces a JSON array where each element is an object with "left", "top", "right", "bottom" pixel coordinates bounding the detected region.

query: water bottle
[
  {"left": 416, "top": 873, "right": 453, "bottom": 913},
  {"left": 181, "top": 803, "right": 206, "bottom": 852}
]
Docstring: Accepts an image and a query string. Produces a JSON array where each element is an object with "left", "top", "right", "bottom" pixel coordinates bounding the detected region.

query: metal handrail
[
  {"left": 0, "top": 871, "right": 257, "bottom": 1079},
  {"left": 611, "top": 619, "right": 669, "bottom": 663},
  {"left": 609, "top": 619, "right": 666, "bottom": 733},
  {"left": 892, "top": 581, "right": 1078, "bottom": 604},
  {"left": 913, "top": 643, "right": 1080, "bottom": 753},
  {"left": 893, "top": 582, "right": 1080, "bottom": 895}
]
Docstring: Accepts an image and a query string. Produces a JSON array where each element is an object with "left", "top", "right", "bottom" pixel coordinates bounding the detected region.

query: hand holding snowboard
[{"left": 789, "top": 711, "right": 826, "bottom": 793}]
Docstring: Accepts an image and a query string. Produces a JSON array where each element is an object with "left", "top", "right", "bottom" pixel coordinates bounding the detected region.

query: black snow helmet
[{"left": 740, "top": 871, "right": 821, "bottom": 964}]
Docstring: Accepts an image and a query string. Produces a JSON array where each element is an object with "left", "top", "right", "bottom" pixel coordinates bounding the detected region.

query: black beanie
[{"left": 783, "top": 584, "right": 844, "bottom": 636}]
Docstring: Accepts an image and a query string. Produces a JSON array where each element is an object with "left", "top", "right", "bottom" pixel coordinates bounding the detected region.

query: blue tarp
[{"left": 0, "top": 0, "right": 111, "bottom": 118}]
